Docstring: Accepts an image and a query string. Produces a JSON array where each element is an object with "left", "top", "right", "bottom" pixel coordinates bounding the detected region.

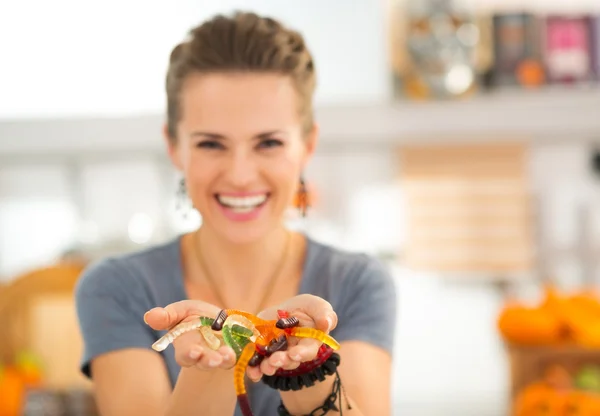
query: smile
[{"left": 216, "top": 193, "right": 269, "bottom": 214}]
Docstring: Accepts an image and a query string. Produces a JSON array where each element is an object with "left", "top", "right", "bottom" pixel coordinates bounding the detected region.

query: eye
[
  {"left": 258, "top": 138, "right": 283, "bottom": 149},
  {"left": 196, "top": 140, "right": 224, "bottom": 150}
]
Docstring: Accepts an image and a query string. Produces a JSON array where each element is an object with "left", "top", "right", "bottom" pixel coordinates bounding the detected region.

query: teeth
[
  {"left": 229, "top": 206, "right": 254, "bottom": 213},
  {"left": 218, "top": 194, "right": 267, "bottom": 209}
]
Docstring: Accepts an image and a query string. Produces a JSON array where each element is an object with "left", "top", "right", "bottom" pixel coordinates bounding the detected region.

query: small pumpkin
[
  {"left": 0, "top": 365, "right": 25, "bottom": 416},
  {"left": 513, "top": 382, "right": 566, "bottom": 416},
  {"left": 569, "top": 291, "right": 600, "bottom": 318},
  {"left": 562, "top": 390, "right": 600, "bottom": 415},
  {"left": 498, "top": 304, "right": 563, "bottom": 345},
  {"left": 555, "top": 293, "right": 600, "bottom": 347}
]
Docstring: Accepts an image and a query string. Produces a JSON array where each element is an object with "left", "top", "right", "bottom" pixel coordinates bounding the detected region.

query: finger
[
  {"left": 287, "top": 338, "right": 321, "bottom": 362},
  {"left": 172, "top": 329, "right": 225, "bottom": 370},
  {"left": 260, "top": 355, "right": 280, "bottom": 376},
  {"left": 267, "top": 351, "right": 288, "bottom": 368},
  {"left": 247, "top": 365, "right": 262, "bottom": 382},
  {"left": 177, "top": 345, "right": 205, "bottom": 368},
  {"left": 262, "top": 350, "right": 301, "bottom": 374},
  {"left": 216, "top": 345, "right": 236, "bottom": 370},
  {"left": 300, "top": 295, "right": 337, "bottom": 332},
  {"left": 144, "top": 301, "right": 220, "bottom": 331},
  {"left": 197, "top": 349, "right": 224, "bottom": 369},
  {"left": 275, "top": 294, "right": 338, "bottom": 332},
  {"left": 281, "top": 359, "right": 300, "bottom": 371},
  {"left": 195, "top": 343, "right": 228, "bottom": 370},
  {"left": 172, "top": 331, "right": 208, "bottom": 368}
]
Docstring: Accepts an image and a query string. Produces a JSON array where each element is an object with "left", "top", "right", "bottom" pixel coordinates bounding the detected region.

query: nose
[{"left": 223, "top": 149, "right": 259, "bottom": 188}]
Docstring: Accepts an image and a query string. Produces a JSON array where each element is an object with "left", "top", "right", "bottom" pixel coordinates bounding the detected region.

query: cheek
[
  {"left": 271, "top": 154, "right": 302, "bottom": 185},
  {"left": 270, "top": 163, "right": 302, "bottom": 206},
  {"left": 184, "top": 161, "right": 216, "bottom": 204}
]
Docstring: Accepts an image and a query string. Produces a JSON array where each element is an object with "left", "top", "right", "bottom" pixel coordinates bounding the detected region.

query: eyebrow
[
  {"left": 190, "top": 130, "right": 286, "bottom": 140},
  {"left": 190, "top": 131, "right": 225, "bottom": 140}
]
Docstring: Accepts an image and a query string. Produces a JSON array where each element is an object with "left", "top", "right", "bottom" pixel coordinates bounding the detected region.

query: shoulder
[
  {"left": 75, "top": 236, "right": 181, "bottom": 300},
  {"left": 304, "top": 236, "right": 397, "bottom": 316},
  {"left": 305, "top": 236, "right": 398, "bottom": 353},
  {"left": 305, "top": 236, "right": 395, "bottom": 291},
  {"left": 74, "top": 239, "right": 181, "bottom": 381}
]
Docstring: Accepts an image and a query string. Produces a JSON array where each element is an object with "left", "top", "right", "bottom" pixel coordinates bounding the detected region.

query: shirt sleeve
[
  {"left": 330, "top": 256, "right": 398, "bottom": 356},
  {"left": 74, "top": 258, "right": 156, "bottom": 379}
]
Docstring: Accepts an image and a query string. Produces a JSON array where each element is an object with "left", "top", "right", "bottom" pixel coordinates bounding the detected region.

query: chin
[{"left": 217, "top": 222, "right": 278, "bottom": 245}]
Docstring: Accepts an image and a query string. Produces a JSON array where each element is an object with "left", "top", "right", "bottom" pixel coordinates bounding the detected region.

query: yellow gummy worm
[
  {"left": 234, "top": 342, "right": 256, "bottom": 396},
  {"left": 290, "top": 327, "right": 341, "bottom": 350}
]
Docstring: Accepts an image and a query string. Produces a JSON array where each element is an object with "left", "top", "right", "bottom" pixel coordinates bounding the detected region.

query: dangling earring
[
  {"left": 297, "top": 176, "right": 309, "bottom": 217},
  {"left": 175, "top": 177, "right": 190, "bottom": 218}
]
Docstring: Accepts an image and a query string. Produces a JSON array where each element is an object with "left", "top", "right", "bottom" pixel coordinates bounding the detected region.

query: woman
[{"left": 75, "top": 11, "right": 396, "bottom": 416}]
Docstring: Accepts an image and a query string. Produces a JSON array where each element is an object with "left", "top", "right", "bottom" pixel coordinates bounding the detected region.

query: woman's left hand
[{"left": 246, "top": 294, "right": 338, "bottom": 382}]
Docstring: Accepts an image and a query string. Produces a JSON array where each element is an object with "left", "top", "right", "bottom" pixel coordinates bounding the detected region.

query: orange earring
[{"left": 297, "top": 176, "right": 309, "bottom": 217}]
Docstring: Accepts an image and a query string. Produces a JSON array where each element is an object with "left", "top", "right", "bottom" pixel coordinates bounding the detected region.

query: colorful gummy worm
[{"left": 151, "top": 308, "right": 340, "bottom": 416}]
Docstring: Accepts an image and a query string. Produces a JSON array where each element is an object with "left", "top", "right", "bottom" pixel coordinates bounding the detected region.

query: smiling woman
[
  {"left": 169, "top": 69, "right": 315, "bottom": 245},
  {"left": 74, "top": 10, "right": 397, "bottom": 416}
]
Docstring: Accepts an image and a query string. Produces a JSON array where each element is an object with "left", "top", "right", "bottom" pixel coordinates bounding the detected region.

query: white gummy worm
[{"left": 152, "top": 320, "right": 219, "bottom": 352}]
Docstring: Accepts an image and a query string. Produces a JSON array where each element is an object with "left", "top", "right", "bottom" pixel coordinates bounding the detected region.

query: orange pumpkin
[
  {"left": 0, "top": 366, "right": 25, "bottom": 416},
  {"left": 498, "top": 304, "right": 563, "bottom": 345},
  {"left": 555, "top": 293, "right": 600, "bottom": 347},
  {"left": 562, "top": 390, "right": 600, "bottom": 415},
  {"left": 569, "top": 291, "right": 600, "bottom": 318},
  {"left": 514, "top": 382, "right": 567, "bottom": 415},
  {"left": 503, "top": 284, "right": 600, "bottom": 346}
]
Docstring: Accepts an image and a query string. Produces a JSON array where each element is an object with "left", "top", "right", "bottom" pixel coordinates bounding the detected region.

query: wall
[{"left": 0, "top": 0, "right": 390, "bottom": 119}]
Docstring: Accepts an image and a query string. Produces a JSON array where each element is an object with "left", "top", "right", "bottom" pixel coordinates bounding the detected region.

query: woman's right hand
[{"left": 144, "top": 300, "right": 237, "bottom": 371}]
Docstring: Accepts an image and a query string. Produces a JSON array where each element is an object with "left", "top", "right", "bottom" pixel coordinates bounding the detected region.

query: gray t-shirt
[{"left": 75, "top": 234, "right": 396, "bottom": 416}]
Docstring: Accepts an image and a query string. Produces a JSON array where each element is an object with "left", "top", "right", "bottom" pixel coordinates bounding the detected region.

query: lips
[{"left": 216, "top": 193, "right": 269, "bottom": 214}]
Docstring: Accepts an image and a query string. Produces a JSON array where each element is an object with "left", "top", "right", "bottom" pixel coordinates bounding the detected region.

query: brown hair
[{"left": 165, "top": 11, "right": 316, "bottom": 142}]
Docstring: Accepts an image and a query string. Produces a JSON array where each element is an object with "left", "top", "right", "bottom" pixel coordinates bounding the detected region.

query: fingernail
[
  {"left": 292, "top": 354, "right": 302, "bottom": 361},
  {"left": 208, "top": 358, "right": 221, "bottom": 367},
  {"left": 326, "top": 316, "right": 334, "bottom": 330},
  {"left": 189, "top": 349, "right": 200, "bottom": 360},
  {"left": 272, "top": 360, "right": 282, "bottom": 367}
]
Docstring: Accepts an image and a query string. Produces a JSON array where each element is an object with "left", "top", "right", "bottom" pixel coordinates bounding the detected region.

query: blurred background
[{"left": 1, "top": 0, "right": 600, "bottom": 414}]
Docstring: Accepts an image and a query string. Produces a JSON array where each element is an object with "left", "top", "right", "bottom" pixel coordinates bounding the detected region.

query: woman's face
[{"left": 166, "top": 72, "right": 317, "bottom": 244}]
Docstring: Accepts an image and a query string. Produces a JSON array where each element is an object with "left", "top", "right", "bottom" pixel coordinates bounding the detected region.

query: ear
[
  {"left": 163, "top": 124, "right": 183, "bottom": 171},
  {"left": 301, "top": 123, "right": 319, "bottom": 167}
]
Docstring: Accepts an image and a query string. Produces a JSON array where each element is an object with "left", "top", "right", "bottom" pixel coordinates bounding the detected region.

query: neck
[{"left": 191, "top": 224, "right": 291, "bottom": 292}]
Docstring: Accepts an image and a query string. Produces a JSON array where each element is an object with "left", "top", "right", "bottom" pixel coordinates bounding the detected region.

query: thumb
[
  {"left": 144, "top": 307, "right": 171, "bottom": 330},
  {"left": 144, "top": 300, "right": 220, "bottom": 331}
]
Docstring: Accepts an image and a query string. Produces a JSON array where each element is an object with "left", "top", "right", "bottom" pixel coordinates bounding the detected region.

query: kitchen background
[{"left": 2, "top": 0, "right": 600, "bottom": 414}]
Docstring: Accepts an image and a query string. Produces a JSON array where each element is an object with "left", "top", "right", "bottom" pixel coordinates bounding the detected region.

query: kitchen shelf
[
  {"left": 1, "top": 87, "right": 599, "bottom": 160},
  {"left": 319, "top": 87, "right": 600, "bottom": 144}
]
